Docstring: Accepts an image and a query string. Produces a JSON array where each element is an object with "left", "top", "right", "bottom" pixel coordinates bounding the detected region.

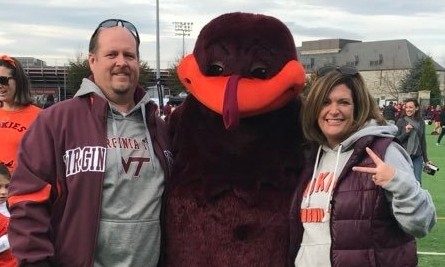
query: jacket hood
[
  {"left": 335, "top": 119, "right": 397, "bottom": 152},
  {"left": 75, "top": 78, "right": 105, "bottom": 98},
  {"left": 74, "top": 78, "right": 153, "bottom": 114}
]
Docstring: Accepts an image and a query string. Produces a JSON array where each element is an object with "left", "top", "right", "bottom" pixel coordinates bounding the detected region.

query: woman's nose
[{"left": 327, "top": 103, "right": 340, "bottom": 114}]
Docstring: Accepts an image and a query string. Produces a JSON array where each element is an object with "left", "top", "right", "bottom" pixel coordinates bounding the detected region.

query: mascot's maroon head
[{"left": 177, "top": 12, "right": 305, "bottom": 129}]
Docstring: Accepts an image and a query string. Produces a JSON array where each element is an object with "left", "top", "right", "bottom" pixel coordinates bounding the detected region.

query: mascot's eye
[
  {"left": 250, "top": 67, "right": 268, "bottom": 79},
  {"left": 206, "top": 63, "right": 224, "bottom": 76}
]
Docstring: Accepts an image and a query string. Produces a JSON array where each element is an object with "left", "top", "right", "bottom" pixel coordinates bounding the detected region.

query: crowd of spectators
[
  {"left": 381, "top": 101, "right": 405, "bottom": 123},
  {"left": 381, "top": 102, "right": 444, "bottom": 129}
]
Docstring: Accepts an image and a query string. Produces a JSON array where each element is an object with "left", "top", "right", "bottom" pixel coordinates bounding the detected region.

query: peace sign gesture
[{"left": 352, "top": 147, "right": 396, "bottom": 187}]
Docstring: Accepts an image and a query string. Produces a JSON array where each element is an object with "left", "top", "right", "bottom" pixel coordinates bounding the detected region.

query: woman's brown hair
[
  {"left": 0, "top": 163, "right": 11, "bottom": 180},
  {"left": 0, "top": 55, "right": 33, "bottom": 107},
  {"left": 301, "top": 69, "right": 386, "bottom": 145}
]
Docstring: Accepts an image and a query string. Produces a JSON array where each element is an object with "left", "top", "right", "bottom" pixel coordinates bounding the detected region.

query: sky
[{"left": 1, "top": 0, "right": 444, "bottom": 69}]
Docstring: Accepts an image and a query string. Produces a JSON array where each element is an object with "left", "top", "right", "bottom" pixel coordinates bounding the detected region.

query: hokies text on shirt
[
  {"left": 301, "top": 171, "right": 337, "bottom": 223},
  {"left": 0, "top": 121, "right": 27, "bottom": 132}
]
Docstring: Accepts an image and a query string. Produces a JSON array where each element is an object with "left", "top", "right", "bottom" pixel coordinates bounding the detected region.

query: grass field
[{"left": 418, "top": 124, "right": 445, "bottom": 266}]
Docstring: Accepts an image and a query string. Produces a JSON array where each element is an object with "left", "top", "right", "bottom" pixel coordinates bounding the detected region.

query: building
[
  {"left": 16, "top": 57, "right": 67, "bottom": 105},
  {"left": 298, "top": 39, "right": 445, "bottom": 106}
]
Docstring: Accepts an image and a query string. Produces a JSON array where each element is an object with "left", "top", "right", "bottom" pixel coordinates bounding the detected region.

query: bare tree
[{"left": 379, "top": 70, "right": 408, "bottom": 100}]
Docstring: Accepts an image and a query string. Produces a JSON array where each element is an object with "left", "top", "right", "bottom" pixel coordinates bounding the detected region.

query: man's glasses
[
  {"left": 91, "top": 19, "right": 140, "bottom": 44},
  {"left": 0, "top": 76, "right": 13, "bottom": 86},
  {"left": 316, "top": 65, "right": 359, "bottom": 77}
]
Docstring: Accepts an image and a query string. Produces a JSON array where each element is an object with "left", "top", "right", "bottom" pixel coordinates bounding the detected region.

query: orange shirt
[
  {"left": 0, "top": 213, "right": 17, "bottom": 267},
  {"left": 0, "top": 105, "right": 41, "bottom": 173}
]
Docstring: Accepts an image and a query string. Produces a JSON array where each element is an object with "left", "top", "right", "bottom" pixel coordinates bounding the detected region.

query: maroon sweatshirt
[{"left": 8, "top": 87, "right": 170, "bottom": 266}]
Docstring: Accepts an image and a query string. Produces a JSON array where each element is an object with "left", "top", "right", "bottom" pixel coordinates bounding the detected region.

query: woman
[
  {"left": 290, "top": 66, "right": 436, "bottom": 267},
  {"left": 395, "top": 98, "right": 429, "bottom": 184},
  {"left": 0, "top": 55, "right": 41, "bottom": 173}
]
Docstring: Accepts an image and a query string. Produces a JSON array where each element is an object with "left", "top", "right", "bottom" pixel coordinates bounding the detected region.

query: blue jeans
[{"left": 411, "top": 155, "right": 423, "bottom": 185}]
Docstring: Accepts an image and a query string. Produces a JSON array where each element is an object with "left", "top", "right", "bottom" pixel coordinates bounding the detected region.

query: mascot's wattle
[{"left": 164, "top": 12, "right": 306, "bottom": 266}]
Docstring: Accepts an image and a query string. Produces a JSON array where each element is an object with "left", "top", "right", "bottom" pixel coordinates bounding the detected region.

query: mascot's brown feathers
[{"left": 164, "top": 12, "right": 306, "bottom": 266}]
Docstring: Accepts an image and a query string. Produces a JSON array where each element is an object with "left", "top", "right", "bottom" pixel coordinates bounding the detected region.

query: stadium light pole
[
  {"left": 155, "top": 0, "right": 163, "bottom": 111},
  {"left": 173, "top": 22, "right": 193, "bottom": 58},
  {"left": 63, "top": 63, "right": 67, "bottom": 100}
]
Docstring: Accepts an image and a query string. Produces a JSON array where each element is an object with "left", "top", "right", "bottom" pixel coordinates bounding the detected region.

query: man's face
[{"left": 88, "top": 27, "right": 139, "bottom": 102}]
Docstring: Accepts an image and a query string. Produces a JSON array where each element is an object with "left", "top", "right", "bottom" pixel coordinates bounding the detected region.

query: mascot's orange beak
[{"left": 177, "top": 54, "right": 306, "bottom": 129}]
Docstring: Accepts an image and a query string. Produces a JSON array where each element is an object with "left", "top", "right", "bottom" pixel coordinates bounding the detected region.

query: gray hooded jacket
[
  {"left": 75, "top": 79, "right": 165, "bottom": 267},
  {"left": 315, "top": 120, "right": 435, "bottom": 236}
]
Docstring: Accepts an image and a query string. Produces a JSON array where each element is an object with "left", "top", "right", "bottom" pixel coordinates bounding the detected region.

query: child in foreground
[{"left": 0, "top": 163, "right": 17, "bottom": 267}]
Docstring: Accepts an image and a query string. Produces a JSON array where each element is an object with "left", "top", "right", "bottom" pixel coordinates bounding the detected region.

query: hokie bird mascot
[{"left": 164, "top": 12, "right": 306, "bottom": 266}]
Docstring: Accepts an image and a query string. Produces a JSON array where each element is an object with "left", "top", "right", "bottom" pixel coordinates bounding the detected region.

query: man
[
  {"left": 432, "top": 105, "right": 442, "bottom": 135},
  {"left": 8, "top": 19, "right": 170, "bottom": 266}
]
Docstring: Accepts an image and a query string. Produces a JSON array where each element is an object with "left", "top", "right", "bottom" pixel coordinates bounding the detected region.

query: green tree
[
  {"left": 419, "top": 57, "right": 441, "bottom": 105},
  {"left": 399, "top": 57, "right": 425, "bottom": 93},
  {"left": 66, "top": 54, "right": 90, "bottom": 97},
  {"left": 66, "top": 54, "right": 155, "bottom": 98},
  {"left": 138, "top": 61, "right": 155, "bottom": 88}
]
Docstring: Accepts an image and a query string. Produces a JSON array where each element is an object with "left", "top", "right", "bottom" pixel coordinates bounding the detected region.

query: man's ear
[{"left": 88, "top": 53, "right": 96, "bottom": 70}]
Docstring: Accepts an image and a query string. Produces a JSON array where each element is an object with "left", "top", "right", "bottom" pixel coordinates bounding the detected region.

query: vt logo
[{"left": 121, "top": 157, "right": 150, "bottom": 177}]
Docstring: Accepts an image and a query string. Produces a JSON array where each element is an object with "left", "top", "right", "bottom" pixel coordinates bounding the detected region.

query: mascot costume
[{"left": 164, "top": 12, "right": 306, "bottom": 266}]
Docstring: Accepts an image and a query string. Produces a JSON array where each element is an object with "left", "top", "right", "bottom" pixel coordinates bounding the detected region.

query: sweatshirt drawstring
[
  {"left": 109, "top": 103, "right": 124, "bottom": 177},
  {"left": 321, "top": 144, "right": 342, "bottom": 222},
  {"left": 304, "top": 144, "right": 343, "bottom": 222},
  {"left": 141, "top": 105, "right": 156, "bottom": 172},
  {"left": 304, "top": 146, "right": 322, "bottom": 208}
]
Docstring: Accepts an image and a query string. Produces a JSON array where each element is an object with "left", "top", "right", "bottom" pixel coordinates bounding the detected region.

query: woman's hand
[
  {"left": 405, "top": 124, "right": 413, "bottom": 133},
  {"left": 352, "top": 147, "right": 395, "bottom": 187}
]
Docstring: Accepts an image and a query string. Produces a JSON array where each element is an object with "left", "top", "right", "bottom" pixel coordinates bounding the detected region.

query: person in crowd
[
  {"left": 432, "top": 105, "right": 442, "bottom": 135},
  {"left": 395, "top": 102, "right": 404, "bottom": 120},
  {"left": 436, "top": 105, "right": 445, "bottom": 146},
  {"left": 8, "top": 19, "right": 171, "bottom": 266},
  {"left": 42, "top": 94, "right": 55, "bottom": 109},
  {"left": 0, "top": 55, "right": 41, "bottom": 173},
  {"left": 0, "top": 163, "right": 16, "bottom": 267},
  {"left": 424, "top": 105, "right": 433, "bottom": 122},
  {"left": 395, "top": 98, "right": 430, "bottom": 184},
  {"left": 290, "top": 65, "right": 436, "bottom": 267},
  {"left": 382, "top": 101, "right": 397, "bottom": 124}
]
